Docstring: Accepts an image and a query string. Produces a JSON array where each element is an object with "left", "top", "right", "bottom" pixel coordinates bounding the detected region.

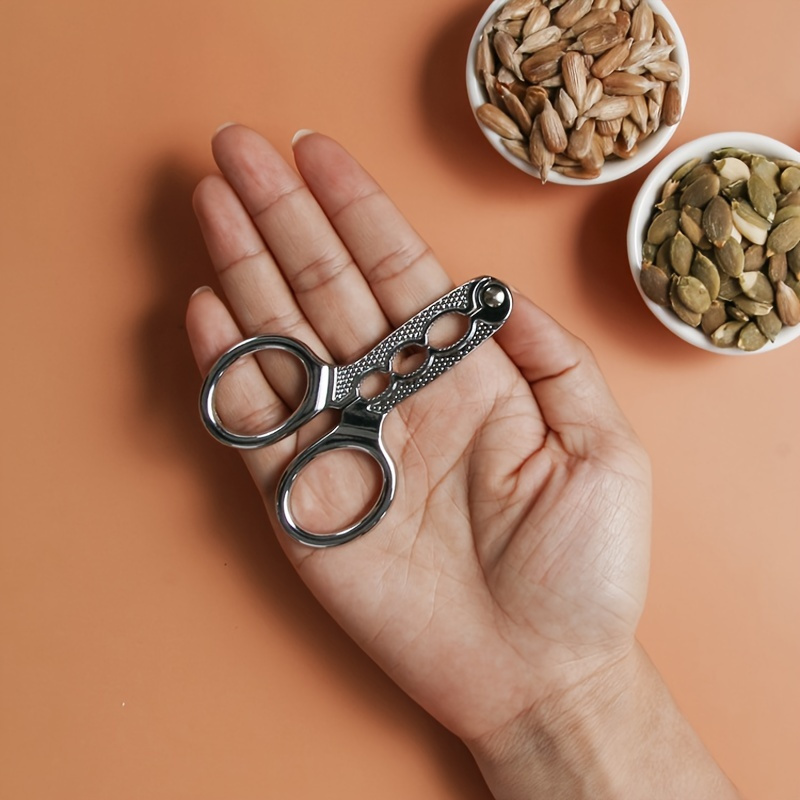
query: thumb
[{"left": 495, "top": 289, "right": 638, "bottom": 458}]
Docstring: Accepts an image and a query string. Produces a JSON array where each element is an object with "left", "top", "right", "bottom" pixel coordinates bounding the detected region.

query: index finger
[{"left": 291, "top": 132, "right": 455, "bottom": 324}]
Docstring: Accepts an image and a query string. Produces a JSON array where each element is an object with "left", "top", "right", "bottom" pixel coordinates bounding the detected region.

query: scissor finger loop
[
  {"left": 199, "top": 336, "right": 332, "bottom": 449},
  {"left": 199, "top": 276, "right": 513, "bottom": 546}
]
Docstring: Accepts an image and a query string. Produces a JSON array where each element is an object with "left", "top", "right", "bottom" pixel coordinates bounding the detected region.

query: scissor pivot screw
[{"left": 482, "top": 284, "right": 506, "bottom": 309}]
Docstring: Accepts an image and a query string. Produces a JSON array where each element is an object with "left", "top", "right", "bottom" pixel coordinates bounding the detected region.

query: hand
[
  {"left": 187, "top": 125, "right": 741, "bottom": 798},
  {"left": 186, "top": 123, "right": 651, "bottom": 744}
]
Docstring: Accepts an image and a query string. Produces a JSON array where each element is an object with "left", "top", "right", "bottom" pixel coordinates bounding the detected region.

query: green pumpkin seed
[
  {"left": 644, "top": 150, "right": 800, "bottom": 346},
  {"left": 739, "top": 271, "right": 775, "bottom": 304},
  {"left": 731, "top": 199, "right": 770, "bottom": 246},
  {"left": 647, "top": 210, "right": 680, "bottom": 245},
  {"left": 727, "top": 303, "right": 750, "bottom": 323},
  {"left": 680, "top": 206, "right": 707, "bottom": 247},
  {"left": 756, "top": 309, "right": 783, "bottom": 342},
  {"left": 747, "top": 154, "right": 781, "bottom": 193},
  {"left": 766, "top": 216, "right": 800, "bottom": 255},
  {"left": 669, "top": 230, "right": 694, "bottom": 275},
  {"left": 733, "top": 295, "right": 773, "bottom": 317},
  {"left": 715, "top": 237, "right": 745, "bottom": 277},
  {"left": 717, "top": 273, "right": 742, "bottom": 301},
  {"left": 640, "top": 263, "right": 670, "bottom": 306},
  {"left": 676, "top": 275, "right": 712, "bottom": 314},
  {"left": 702, "top": 195, "right": 733, "bottom": 247},
  {"left": 787, "top": 244, "right": 800, "bottom": 279},
  {"left": 690, "top": 252, "right": 720, "bottom": 300},
  {"left": 780, "top": 166, "right": 800, "bottom": 194},
  {"left": 747, "top": 173, "right": 777, "bottom": 223},
  {"left": 681, "top": 172, "right": 721, "bottom": 209},
  {"left": 768, "top": 253, "right": 788, "bottom": 285},
  {"left": 713, "top": 157, "right": 750, "bottom": 185},
  {"left": 671, "top": 157, "right": 701, "bottom": 183},
  {"left": 773, "top": 205, "right": 800, "bottom": 225},
  {"left": 669, "top": 279, "right": 702, "bottom": 326},
  {"left": 778, "top": 190, "right": 800, "bottom": 209},
  {"left": 743, "top": 243, "right": 767, "bottom": 272},
  {"left": 701, "top": 301, "right": 728, "bottom": 336},
  {"left": 710, "top": 320, "right": 746, "bottom": 347},
  {"left": 737, "top": 321, "right": 769, "bottom": 351}
]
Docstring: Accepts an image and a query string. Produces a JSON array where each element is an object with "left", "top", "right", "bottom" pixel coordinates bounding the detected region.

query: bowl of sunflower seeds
[
  {"left": 628, "top": 132, "right": 800, "bottom": 354},
  {"left": 466, "top": 0, "right": 689, "bottom": 184}
]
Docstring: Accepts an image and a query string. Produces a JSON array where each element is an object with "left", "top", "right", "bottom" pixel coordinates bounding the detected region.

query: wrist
[{"left": 466, "top": 643, "right": 741, "bottom": 800}]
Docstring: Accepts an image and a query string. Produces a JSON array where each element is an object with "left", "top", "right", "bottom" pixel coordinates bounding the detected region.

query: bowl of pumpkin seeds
[
  {"left": 628, "top": 132, "right": 800, "bottom": 354},
  {"left": 466, "top": 0, "right": 689, "bottom": 185}
]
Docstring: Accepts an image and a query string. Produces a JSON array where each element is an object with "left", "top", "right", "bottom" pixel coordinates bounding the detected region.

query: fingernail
[
  {"left": 191, "top": 285, "right": 214, "bottom": 298},
  {"left": 212, "top": 121, "right": 237, "bottom": 138},
  {"left": 291, "top": 129, "right": 315, "bottom": 146}
]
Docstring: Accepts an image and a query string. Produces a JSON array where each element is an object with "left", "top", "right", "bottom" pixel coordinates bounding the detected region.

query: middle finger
[{"left": 211, "top": 124, "right": 392, "bottom": 363}]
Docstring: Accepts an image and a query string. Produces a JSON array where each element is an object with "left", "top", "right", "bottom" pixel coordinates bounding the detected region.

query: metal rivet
[{"left": 482, "top": 284, "right": 506, "bottom": 308}]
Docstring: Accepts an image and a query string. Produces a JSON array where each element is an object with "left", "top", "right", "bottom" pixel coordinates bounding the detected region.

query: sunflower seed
[
  {"left": 476, "top": 103, "right": 524, "bottom": 139},
  {"left": 553, "top": 0, "right": 593, "bottom": 29},
  {"left": 478, "top": 0, "right": 682, "bottom": 182},
  {"left": 775, "top": 280, "right": 800, "bottom": 325},
  {"left": 499, "top": 0, "right": 541, "bottom": 21}
]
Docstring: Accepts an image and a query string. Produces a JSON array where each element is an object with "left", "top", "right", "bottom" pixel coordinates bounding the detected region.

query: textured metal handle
[{"left": 330, "top": 276, "right": 513, "bottom": 414}]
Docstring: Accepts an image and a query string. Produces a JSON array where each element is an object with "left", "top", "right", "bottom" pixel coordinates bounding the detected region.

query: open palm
[{"left": 186, "top": 125, "right": 652, "bottom": 752}]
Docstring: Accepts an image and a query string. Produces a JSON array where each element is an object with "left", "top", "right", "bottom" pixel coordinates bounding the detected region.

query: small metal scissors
[{"left": 199, "top": 276, "right": 512, "bottom": 548}]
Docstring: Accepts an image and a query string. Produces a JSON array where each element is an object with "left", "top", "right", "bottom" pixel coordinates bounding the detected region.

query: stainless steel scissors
[{"left": 199, "top": 276, "right": 512, "bottom": 548}]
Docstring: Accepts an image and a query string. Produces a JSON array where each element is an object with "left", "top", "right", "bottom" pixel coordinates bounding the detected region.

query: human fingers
[
  {"left": 495, "top": 291, "right": 641, "bottom": 459},
  {"left": 193, "top": 173, "right": 329, "bottom": 409},
  {"left": 290, "top": 131, "right": 455, "bottom": 326},
  {"left": 210, "top": 124, "right": 390, "bottom": 363}
]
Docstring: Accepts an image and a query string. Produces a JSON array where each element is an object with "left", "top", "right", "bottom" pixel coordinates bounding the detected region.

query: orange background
[{"left": 2, "top": 1, "right": 798, "bottom": 797}]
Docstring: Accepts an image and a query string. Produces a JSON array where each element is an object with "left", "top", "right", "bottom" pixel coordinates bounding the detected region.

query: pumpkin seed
[
  {"left": 766, "top": 216, "right": 800, "bottom": 256},
  {"left": 756, "top": 309, "right": 783, "bottom": 342},
  {"left": 702, "top": 195, "right": 733, "bottom": 247},
  {"left": 647, "top": 210, "right": 680, "bottom": 245},
  {"left": 676, "top": 275, "right": 712, "bottom": 314},
  {"left": 710, "top": 320, "right": 746, "bottom": 348},
  {"left": 641, "top": 148, "right": 800, "bottom": 345},
  {"left": 739, "top": 271, "right": 774, "bottom": 304},
  {"left": 747, "top": 174, "right": 777, "bottom": 223},
  {"left": 669, "top": 230, "right": 694, "bottom": 275},
  {"left": 669, "top": 279, "right": 703, "bottom": 326},
  {"left": 681, "top": 173, "right": 721, "bottom": 208},
  {"left": 690, "top": 252, "right": 721, "bottom": 301},
  {"left": 640, "top": 263, "right": 670, "bottom": 306},
  {"left": 737, "top": 322, "right": 769, "bottom": 351},
  {"left": 715, "top": 237, "right": 745, "bottom": 277},
  {"left": 731, "top": 199, "right": 770, "bottom": 246},
  {"left": 780, "top": 167, "right": 800, "bottom": 194},
  {"left": 701, "top": 301, "right": 728, "bottom": 336}
]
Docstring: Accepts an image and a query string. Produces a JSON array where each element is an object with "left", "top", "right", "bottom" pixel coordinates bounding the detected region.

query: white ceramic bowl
[
  {"left": 466, "top": 0, "right": 690, "bottom": 186},
  {"left": 628, "top": 131, "right": 800, "bottom": 355}
]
